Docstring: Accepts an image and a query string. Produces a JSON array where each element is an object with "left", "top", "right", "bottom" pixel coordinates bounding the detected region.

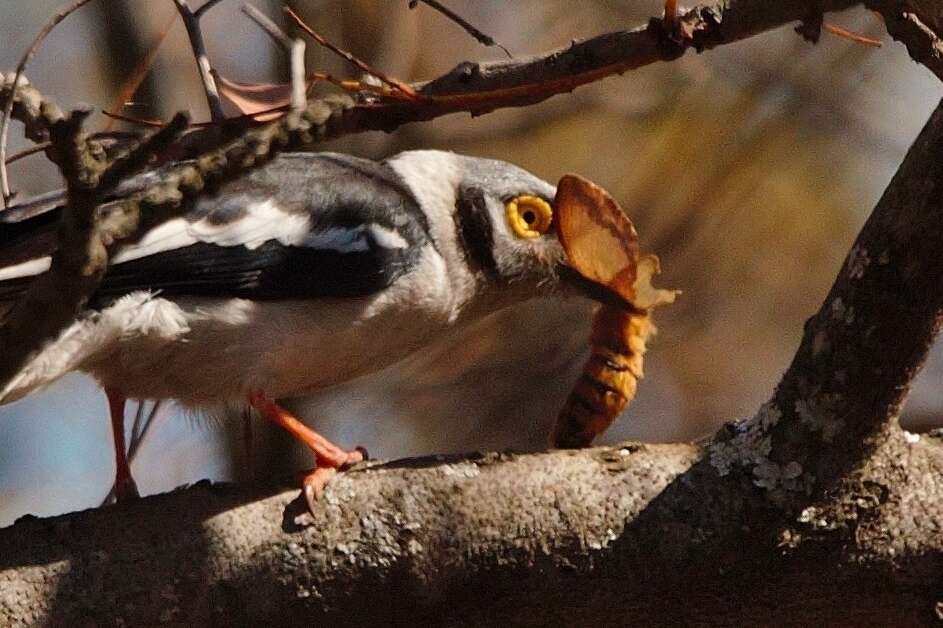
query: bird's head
[
  {"left": 388, "top": 150, "right": 674, "bottom": 312},
  {"left": 446, "top": 154, "right": 647, "bottom": 309}
]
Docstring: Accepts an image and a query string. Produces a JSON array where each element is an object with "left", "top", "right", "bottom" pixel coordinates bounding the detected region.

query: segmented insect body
[
  {"left": 552, "top": 174, "right": 677, "bottom": 448},
  {"left": 552, "top": 304, "right": 654, "bottom": 448}
]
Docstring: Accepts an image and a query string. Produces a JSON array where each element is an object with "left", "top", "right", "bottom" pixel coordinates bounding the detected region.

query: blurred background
[{"left": 0, "top": 0, "right": 940, "bottom": 526}]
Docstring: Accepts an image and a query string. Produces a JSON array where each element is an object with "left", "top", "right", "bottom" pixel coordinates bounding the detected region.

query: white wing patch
[
  {"left": 367, "top": 224, "right": 409, "bottom": 249},
  {"left": 111, "top": 200, "right": 312, "bottom": 264},
  {"left": 0, "top": 199, "right": 413, "bottom": 283},
  {"left": 0, "top": 257, "right": 51, "bottom": 281},
  {"left": 110, "top": 199, "right": 409, "bottom": 261}
]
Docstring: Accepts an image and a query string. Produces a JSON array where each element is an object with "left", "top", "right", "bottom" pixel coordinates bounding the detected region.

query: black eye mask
[{"left": 454, "top": 185, "right": 499, "bottom": 277}]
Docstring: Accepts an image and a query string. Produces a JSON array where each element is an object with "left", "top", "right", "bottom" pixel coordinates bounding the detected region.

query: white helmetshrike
[{"left": 0, "top": 150, "right": 620, "bottom": 508}]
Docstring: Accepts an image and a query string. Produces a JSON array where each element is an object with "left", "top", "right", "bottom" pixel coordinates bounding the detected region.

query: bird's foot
[
  {"left": 248, "top": 391, "right": 368, "bottom": 512},
  {"left": 301, "top": 445, "right": 367, "bottom": 512}
]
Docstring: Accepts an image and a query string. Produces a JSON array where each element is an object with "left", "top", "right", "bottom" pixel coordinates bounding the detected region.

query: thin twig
[
  {"left": 104, "top": 104, "right": 296, "bottom": 127},
  {"left": 194, "top": 0, "right": 228, "bottom": 19},
  {"left": 173, "top": 0, "right": 227, "bottom": 122},
  {"left": 130, "top": 398, "right": 148, "bottom": 445},
  {"left": 290, "top": 40, "right": 307, "bottom": 112},
  {"left": 284, "top": 6, "right": 418, "bottom": 99},
  {"left": 101, "top": 110, "right": 166, "bottom": 128},
  {"left": 240, "top": 4, "right": 306, "bottom": 111},
  {"left": 242, "top": 3, "right": 292, "bottom": 49},
  {"left": 241, "top": 4, "right": 399, "bottom": 103},
  {"left": 129, "top": 400, "right": 163, "bottom": 461},
  {"left": 0, "top": 0, "right": 96, "bottom": 208},
  {"left": 4, "top": 142, "right": 50, "bottom": 166},
  {"left": 408, "top": 0, "right": 512, "bottom": 58},
  {"left": 823, "top": 20, "right": 883, "bottom": 46}
]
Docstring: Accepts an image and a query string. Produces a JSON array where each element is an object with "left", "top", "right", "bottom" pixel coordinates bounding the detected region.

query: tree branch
[
  {"left": 706, "top": 96, "right": 943, "bottom": 510},
  {"left": 0, "top": 0, "right": 95, "bottom": 206},
  {"left": 2, "top": 436, "right": 942, "bottom": 625},
  {"left": 173, "top": 0, "right": 227, "bottom": 122},
  {"left": 867, "top": 0, "right": 943, "bottom": 79},
  {"left": 407, "top": 0, "right": 513, "bottom": 58},
  {"left": 319, "top": 0, "right": 861, "bottom": 131}
]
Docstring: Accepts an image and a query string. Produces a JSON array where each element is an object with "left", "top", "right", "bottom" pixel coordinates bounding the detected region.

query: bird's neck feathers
[{"left": 387, "top": 151, "right": 491, "bottom": 315}]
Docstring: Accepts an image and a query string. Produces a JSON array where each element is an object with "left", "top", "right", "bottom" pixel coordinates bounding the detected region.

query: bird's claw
[{"left": 300, "top": 446, "right": 367, "bottom": 513}]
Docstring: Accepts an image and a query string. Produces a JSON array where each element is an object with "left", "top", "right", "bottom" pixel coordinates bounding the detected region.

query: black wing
[{"left": 0, "top": 153, "right": 430, "bottom": 305}]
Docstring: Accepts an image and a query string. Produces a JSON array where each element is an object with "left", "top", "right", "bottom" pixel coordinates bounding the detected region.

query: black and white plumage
[{"left": 0, "top": 150, "right": 597, "bottom": 409}]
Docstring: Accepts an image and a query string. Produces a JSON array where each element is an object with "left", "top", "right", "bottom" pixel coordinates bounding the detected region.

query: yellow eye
[{"left": 506, "top": 195, "right": 553, "bottom": 239}]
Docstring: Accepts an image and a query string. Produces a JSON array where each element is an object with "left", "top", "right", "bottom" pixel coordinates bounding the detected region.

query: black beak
[{"left": 558, "top": 264, "right": 636, "bottom": 311}]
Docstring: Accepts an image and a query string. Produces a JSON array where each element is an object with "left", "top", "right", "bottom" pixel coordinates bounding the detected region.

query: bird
[{"left": 0, "top": 150, "right": 623, "bottom": 510}]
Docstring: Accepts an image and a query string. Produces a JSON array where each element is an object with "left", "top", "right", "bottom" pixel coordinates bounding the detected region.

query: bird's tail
[{"left": 0, "top": 313, "right": 98, "bottom": 405}]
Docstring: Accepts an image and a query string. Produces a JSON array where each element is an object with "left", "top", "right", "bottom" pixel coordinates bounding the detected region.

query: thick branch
[
  {"left": 704, "top": 97, "right": 943, "bottom": 509},
  {"left": 2, "top": 437, "right": 942, "bottom": 626}
]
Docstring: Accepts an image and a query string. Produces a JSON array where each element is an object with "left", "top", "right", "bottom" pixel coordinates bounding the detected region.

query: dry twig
[
  {"left": 823, "top": 20, "right": 883, "bottom": 46},
  {"left": 104, "top": 9, "right": 180, "bottom": 130},
  {"left": 408, "top": 0, "right": 512, "bottom": 57},
  {"left": 0, "top": 0, "right": 96, "bottom": 207},
  {"left": 173, "top": 0, "right": 227, "bottom": 122},
  {"left": 285, "top": 6, "right": 418, "bottom": 99},
  {"left": 240, "top": 4, "right": 307, "bottom": 112}
]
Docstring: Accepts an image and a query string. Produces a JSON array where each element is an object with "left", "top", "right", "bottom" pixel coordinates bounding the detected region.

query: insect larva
[
  {"left": 552, "top": 173, "right": 677, "bottom": 448},
  {"left": 551, "top": 304, "right": 654, "bottom": 448}
]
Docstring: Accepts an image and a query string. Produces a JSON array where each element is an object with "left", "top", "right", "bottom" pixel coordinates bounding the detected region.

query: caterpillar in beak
[{"left": 552, "top": 174, "right": 679, "bottom": 448}]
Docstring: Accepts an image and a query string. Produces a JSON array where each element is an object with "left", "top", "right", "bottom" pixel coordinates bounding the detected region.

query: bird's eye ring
[{"left": 506, "top": 195, "right": 553, "bottom": 239}]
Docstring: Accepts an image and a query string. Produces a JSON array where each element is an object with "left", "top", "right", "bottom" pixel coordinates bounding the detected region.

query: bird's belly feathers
[{"left": 87, "top": 299, "right": 444, "bottom": 404}]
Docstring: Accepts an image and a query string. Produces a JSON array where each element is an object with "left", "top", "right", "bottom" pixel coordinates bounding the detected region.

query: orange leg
[
  {"left": 105, "top": 387, "right": 140, "bottom": 502},
  {"left": 248, "top": 391, "right": 365, "bottom": 511}
]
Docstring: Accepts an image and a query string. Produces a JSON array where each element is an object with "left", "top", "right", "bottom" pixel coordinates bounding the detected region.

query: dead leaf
[
  {"left": 555, "top": 173, "right": 640, "bottom": 300},
  {"left": 216, "top": 74, "right": 311, "bottom": 121},
  {"left": 555, "top": 173, "right": 678, "bottom": 308}
]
